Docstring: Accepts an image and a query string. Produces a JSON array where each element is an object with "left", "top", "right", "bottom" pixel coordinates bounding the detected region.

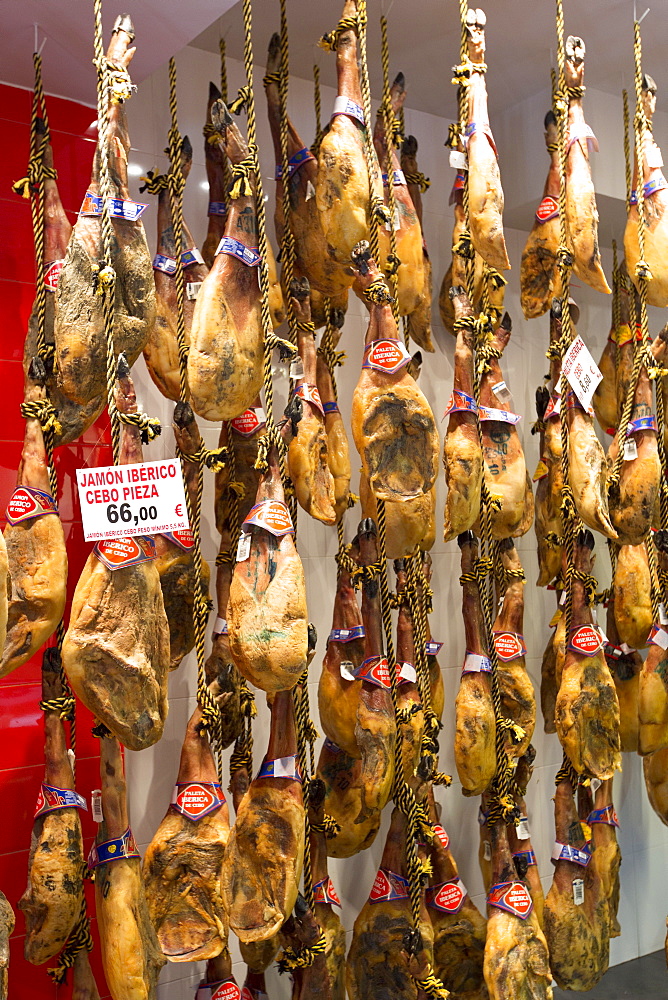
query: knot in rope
[
  {"left": 363, "top": 278, "right": 394, "bottom": 305},
  {"left": 391, "top": 116, "right": 405, "bottom": 147},
  {"left": 397, "top": 702, "right": 423, "bottom": 724},
  {"left": 266, "top": 329, "right": 298, "bottom": 361},
  {"left": 452, "top": 229, "right": 475, "bottom": 260},
  {"left": 445, "top": 121, "right": 462, "bottom": 148},
  {"left": 546, "top": 141, "right": 559, "bottom": 153},
  {"left": 296, "top": 320, "right": 316, "bottom": 336},
  {"left": 485, "top": 267, "right": 507, "bottom": 290},
  {"left": 498, "top": 718, "right": 527, "bottom": 745},
  {"left": 572, "top": 569, "right": 598, "bottom": 606},
  {"left": 451, "top": 58, "right": 473, "bottom": 87},
  {"left": 544, "top": 531, "right": 563, "bottom": 550},
  {"left": 403, "top": 170, "right": 431, "bottom": 192},
  {"left": 556, "top": 244, "right": 574, "bottom": 272},
  {"left": 117, "top": 410, "right": 162, "bottom": 444},
  {"left": 318, "top": 13, "right": 361, "bottom": 51},
  {"left": 385, "top": 252, "right": 402, "bottom": 276},
  {"left": 335, "top": 543, "right": 358, "bottom": 577},
  {"left": 202, "top": 121, "right": 218, "bottom": 145},
  {"left": 239, "top": 682, "right": 257, "bottom": 719},
  {"left": 139, "top": 169, "right": 168, "bottom": 195},
  {"left": 346, "top": 491, "right": 359, "bottom": 508},
  {"left": 350, "top": 560, "right": 382, "bottom": 588},
  {"left": 20, "top": 398, "right": 62, "bottom": 437},
  {"left": 39, "top": 696, "right": 75, "bottom": 721},
  {"left": 263, "top": 72, "right": 281, "bottom": 88},
  {"left": 310, "top": 812, "right": 342, "bottom": 838},
  {"left": 93, "top": 263, "right": 116, "bottom": 296},
  {"left": 415, "top": 970, "right": 450, "bottom": 1000},
  {"left": 229, "top": 148, "right": 257, "bottom": 199},
  {"left": 229, "top": 737, "right": 253, "bottom": 776},
  {"left": 432, "top": 771, "right": 452, "bottom": 787},
  {"left": 228, "top": 85, "right": 251, "bottom": 116},
  {"left": 278, "top": 931, "right": 327, "bottom": 973},
  {"left": 560, "top": 486, "right": 577, "bottom": 521},
  {"left": 372, "top": 195, "right": 392, "bottom": 226},
  {"left": 636, "top": 259, "right": 653, "bottom": 281}
]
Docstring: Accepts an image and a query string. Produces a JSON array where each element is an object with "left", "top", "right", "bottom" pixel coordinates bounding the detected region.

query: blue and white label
[
  {"left": 208, "top": 201, "right": 228, "bottom": 216},
  {"left": 329, "top": 625, "right": 365, "bottom": 643},
  {"left": 332, "top": 95, "right": 365, "bottom": 126},
  {"left": 80, "top": 191, "right": 148, "bottom": 220},
  {"left": 551, "top": 841, "right": 591, "bottom": 867},
  {"left": 462, "top": 651, "right": 492, "bottom": 674},
  {"left": 257, "top": 755, "right": 301, "bottom": 781},
  {"left": 382, "top": 169, "right": 406, "bottom": 186},
  {"left": 274, "top": 147, "right": 316, "bottom": 180},
  {"left": 426, "top": 641, "right": 443, "bottom": 656},
  {"left": 215, "top": 237, "right": 261, "bottom": 267},
  {"left": 478, "top": 405, "right": 521, "bottom": 424}
]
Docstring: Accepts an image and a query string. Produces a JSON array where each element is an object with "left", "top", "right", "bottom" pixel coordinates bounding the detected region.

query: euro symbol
[{"left": 175, "top": 504, "right": 183, "bottom": 517}]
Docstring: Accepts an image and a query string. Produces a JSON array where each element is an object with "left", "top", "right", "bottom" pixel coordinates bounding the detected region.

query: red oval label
[
  {"left": 488, "top": 881, "right": 533, "bottom": 919},
  {"left": 493, "top": 631, "right": 526, "bottom": 661},
  {"left": 243, "top": 499, "right": 294, "bottom": 536},
  {"left": 231, "top": 408, "right": 265, "bottom": 437},
  {"left": 535, "top": 195, "right": 559, "bottom": 222},
  {"left": 433, "top": 824, "right": 450, "bottom": 850},
  {"left": 569, "top": 625, "right": 603, "bottom": 656},
  {"left": 364, "top": 339, "right": 411, "bottom": 374}
]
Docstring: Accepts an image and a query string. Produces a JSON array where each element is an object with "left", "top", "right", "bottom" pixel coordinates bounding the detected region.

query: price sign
[
  {"left": 76, "top": 460, "right": 189, "bottom": 542},
  {"left": 562, "top": 335, "right": 603, "bottom": 410}
]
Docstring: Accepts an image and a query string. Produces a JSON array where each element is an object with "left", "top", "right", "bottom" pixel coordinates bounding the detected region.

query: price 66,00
[{"left": 106, "top": 502, "right": 158, "bottom": 527}]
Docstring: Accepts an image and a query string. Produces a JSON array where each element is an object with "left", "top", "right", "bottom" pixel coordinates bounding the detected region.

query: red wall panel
[{"left": 0, "top": 84, "right": 113, "bottom": 1000}]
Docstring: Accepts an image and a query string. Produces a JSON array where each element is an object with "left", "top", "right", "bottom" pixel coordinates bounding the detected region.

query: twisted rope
[{"left": 379, "top": 16, "right": 401, "bottom": 321}]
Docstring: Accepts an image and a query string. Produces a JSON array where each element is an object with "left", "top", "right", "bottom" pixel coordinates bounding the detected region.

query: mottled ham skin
[
  {"left": 346, "top": 808, "right": 434, "bottom": 1000},
  {"left": 360, "top": 471, "right": 435, "bottom": 558},
  {"left": 308, "top": 781, "right": 347, "bottom": 1000},
  {"left": 643, "top": 747, "right": 668, "bottom": 826},
  {"left": 540, "top": 623, "right": 558, "bottom": 734},
  {"left": 143, "top": 137, "right": 208, "bottom": 402},
  {"left": 605, "top": 599, "right": 640, "bottom": 753},
  {"left": 563, "top": 37, "right": 610, "bottom": 295},
  {"left": 228, "top": 446, "right": 308, "bottom": 693},
  {"left": 220, "top": 691, "right": 304, "bottom": 942},
  {"left": 535, "top": 304, "right": 563, "bottom": 586},
  {"left": 593, "top": 274, "right": 631, "bottom": 434},
  {"left": 19, "top": 652, "right": 83, "bottom": 964},
  {"left": 95, "top": 735, "right": 166, "bottom": 1000},
  {"left": 2, "top": 362, "right": 67, "bottom": 677},
  {"left": 62, "top": 362, "right": 169, "bottom": 750},
  {"left": 204, "top": 535, "right": 244, "bottom": 751},
  {"left": 589, "top": 779, "right": 622, "bottom": 938},
  {"left": 315, "top": 1, "right": 382, "bottom": 291},
  {"left": 22, "top": 126, "right": 104, "bottom": 443},
  {"left": 455, "top": 532, "right": 496, "bottom": 795},
  {"left": 54, "top": 19, "right": 156, "bottom": 404},
  {"left": 351, "top": 250, "right": 439, "bottom": 502},
  {"left": 566, "top": 394, "right": 617, "bottom": 539},
  {"left": 638, "top": 536, "right": 668, "bottom": 753},
  {"left": 280, "top": 893, "right": 334, "bottom": 1000},
  {"left": 624, "top": 80, "right": 668, "bottom": 307},
  {"left": 0, "top": 892, "right": 14, "bottom": 1000},
  {"left": 316, "top": 739, "right": 380, "bottom": 858},
  {"left": 188, "top": 103, "right": 263, "bottom": 422},
  {"left": 464, "top": 11, "right": 510, "bottom": 272},
  {"left": 544, "top": 776, "right": 609, "bottom": 990},
  {"left": 483, "top": 819, "right": 552, "bottom": 1000},
  {"left": 443, "top": 287, "right": 483, "bottom": 542},
  {"left": 555, "top": 532, "right": 621, "bottom": 779},
  {"left": 401, "top": 133, "right": 435, "bottom": 352},
  {"left": 143, "top": 707, "right": 230, "bottom": 962},
  {"left": 520, "top": 112, "right": 562, "bottom": 319},
  {"left": 316, "top": 353, "right": 351, "bottom": 521},
  {"left": 613, "top": 542, "right": 652, "bottom": 650}
]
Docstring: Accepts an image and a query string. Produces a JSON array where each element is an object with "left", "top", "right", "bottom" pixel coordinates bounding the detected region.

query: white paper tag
[
  {"left": 386, "top": 206, "right": 401, "bottom": 232},
  {"left": 76, "top": 460, "right": 189, "bottom": 543},
  {"left": 483, "top": 840, "right": 491, "bottom": 861},
  {"left": 305, "top": 180, "right": 315, "bottom": 201},
  {"left": 589, "top": 777, "right": 601, "bottom": 794},
  {"left": 186, "top": 281, "right": 203, "bottom": 300},
  {"left": 517, "top": 817, "right": 531, "bottom": 841},
  {"left": 290, "top": 358, "right": 304, "bottom": 380},
  {"left": 562, "top": 336, "right": 603, "bottom": 410},
  {"left": 340, "top": 661, "right": 356, "bottom": 681},
  {"left": 91, "top": 790, "right": 103, "bottom": 823},
  {"left": 449, "top": 149, "right": 468, "bottom": 170},
  {"left": 572, "top": 878, "right": 585, "bottom": 906},
  {"left": 659, "top": 603, "right": 668, "bottom": 626},
  {"left": 492, "top": 380, "right": 511, "bottom": 403},
  {"left": 559, "top": 590, "right": 567, "bottom": 606},
  {"left": 647, "top": 146, "right": 664, "bottom": 170},
  {"left": 652, "top": 625, "right": 668, "bottom": 650},
  {"left": 624, "top": 437, "right": 638, "bottom": 461},
  {"left": 236, "top": 532, "right": 251, "bottom": 562},
  {"left": 212, "top": 617, "right": 227, "bottom": 636},
  {"left": 273, "top": 755, "right": 298, "bottom": 778},
  {"left": 399, "top": 661, "right": 417, "bottom": 683}
]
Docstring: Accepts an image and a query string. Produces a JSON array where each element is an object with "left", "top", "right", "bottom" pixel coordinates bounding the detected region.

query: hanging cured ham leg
[
  {"left": 535, "top": 300, "right": 566, "bottom": 585},
  {"left": 426, "top": 788, "right": 487, "bottom": 998},
  {"left": 188, "top": 101, "right": 264, "bottom": 421},
  {"left": 93, "top": 735, "right": 165, "bottom": 999},
  {"left": 228, "top": 443, "right": 309, "bottom": 693},
  {"left": 540, "top": 623, "right": 558, "bottom": 734},
  {"left": 143, "top": 706, "right": 230, "bottom": 962},
  {"left": 279, "top": 893, "right": 334, "bottom": 1000},
  {"left": 62, "top": 356, "right": 170, "bottom": 750},
  {"left": 401, "top": 134, "right": 435, "bottom": 352},
  {"left": 355, "top": 519, "right": 396, "bottom": 819},
  {"left": 643, "top": 748, "right": 668, "bottom": 826},
  {"left": 317, "top": 538, "right": 363, "bottom": 758},
  {"left": 394, "top": 559, "right": 426, "bottom": 788},
  {"left": 614, "top": 541, "right": 652, "bottom": 650},
  {"left": 605, "top": 597, "right": 641, "bottom": 754},
  {"left": 507, "top": 753, "right": 545, "bottom": 929},
  {"left": 421, "top": 552, "right": 445, "bottom": 722},
  {"left": 316, "top": 738, "right": 380, "bottom": 858},
  {"left": 316, "top": 352, "right": 351, "bottom": 520},
  {"left": 544, "top": 772, "right": 609, "bottom": 990},
  {"left": 593, "top": 272, "right": 631, "bottom": 434},
  {"left": 463, "top": 9, "right": 510, "bottom": 272},
  {"left": 563, "top": 36, "right": 611, "bottom": 294},
  {"left": 372, "top": 73, "right": 424, "bottom": 318},
  {"left": 316, "top": 1, "right": 384, "bottom": 281},
  {"left": 346, "top": 807, "right": 434, "bottom": 1000},
  {"left": 54, "top": 16, "right": 156, "bottom": 404},
  {"left": 143, "top": 137, "right": 208, "bottom": 401},
  {"left": 624, "top": 75, "right": 668, "bottom": 306},
  {"left": 221, "top": 689, "right": 305, "bottom": 942},
  {"left": 22, "top": 123, "right": 104, "bottom": 443},
  {"left": 639, "top": 532, "right": 668, "bottom": 754},
  {"left": 2, "top": 358, "right": 67, "bottom": 677},
  {"left": 443, "top": 287, "right": 483, "bottom": 542},
  {"left": 492, "top": 541, "right": 535, "bottom": 758},
  {"left": 360, "top": 472, "right": 435, "bottom": 559},
  {"left": 308, "top": 779, "right": 346, "bottom": 1000},
  {"left": 350, "top": 243, "right": 439, "bottom": 502},
  {"left": 204, "top": 531, "right": 244, "bottom": 750},
  {"left": 483, "top": 817, "right": 552, "bottom": 1000},
  {"left": 153, "top": 402, "right": 210, "bottom": 670},
  {"left": 287, "top": 280, "right": 337, "bottom": 524},
  {"left": 588, "top": 779, "right": 622, "bottom": 939},
  {"left": 72, "top": 949, "right": 100, "bottom": 1000},
  {"left": 19, "top": 651, "right": 84, "bottom": 963},
  {"left": 520, "top": 112, "right": 562, "bottom": 318},
  {"left": 474, "top": 313, "right": 530, "bottom": 539},
  {"left": 555, "top": 530, "right": 621, "bottom": 778},
  {"left": 0, "top": 892, "right": 14, "bottom": 1000},
  {"left": 454, "top": 531, "right": 496, "bottom": 795}
]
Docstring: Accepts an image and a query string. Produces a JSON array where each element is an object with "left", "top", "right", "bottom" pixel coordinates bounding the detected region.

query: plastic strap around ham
[
  {"left": 256, "top": 754, "right": 302, "bottom": 781},
  {"left": 587, "top": 804, "right": 619, "bottom": 828},
  {"left": 171, "top": 782, "right": 226, "bottom": 820},
  {"left": 313, "top": 876, "right": 342, "bottom": 907},
  {"left": 295, "top": 382, "right": 325, "bottom": 416},
  {"left": 208, "top": 201, "right": 228, "bottom": 216},
  {"left": 323, "top": 400, "right": 340, "bottom": 414},
  {"left": 513, "top": 849, "right": 537, "bottom": 867},
  {"left": 328, "top": 624, "right": 365, "bottom": 643},
  {"left": 242, "top": 499, "right": 294, "bottom": 536},
  {"left": 274, "top": 146, "right": 316, "bottom": 179},
  {"left": 566, "top": 122, "right": 599, "bottom": 154},
  {"left": 426, "top": 640, "right": 443, "bottom": 655},
  {"left": 551, "top": 841, "right": 591, "bottom": 866},
  {"left": 212, "top": 617, "right": 228, "bottom": 636},
  {"left": 87, "top": 827, "right": 140, "bottom": 870},
  {"left": 462, "top": 651, "right": 492, "bottom": 675},
  {"left": 381, "top": 169, "right": 407, "bottom": 186},
  {"left": 629, "top": 173, "right": 667, "bottom": 205},
  {"left": 463, "top": 121, "right": 498, "bottom": 156},
  {"left": 648, "top": 623, "right": 668, "bottom": 649},
  {"left": 34, "top": 783, "right": 88, "bottom": 818},
  {"left": 323, "top": 737, "right": 343, "bottom": 754},
  {"left": 79, "top": 191, "right": 148, "bottom": 220},
  {"left": 486, "top": 881, "right": 533, "bottom": 919},
  {"left": 196, "top": 978, "right": 242, "bottom": 1000},
  {"left": 426, "top": 879, "right": 468, "bottom": 914},
  {"left": 353, "top": 655, "right": 392, "bottom": 688},
  {"left": 5, "top": 486, "right": 58, "bottom": 525},
  {"left": 626, "top": 414, "right": 657, "bottom": 435},
  {"left": 444, "top": 389, "right": 478, "bottom": 417},
  {"left": 449, "top": 170, "right": 466, "bottom": 206},
  {"left": 478, "top": 404, "right": 521, "bottom": 424},
  {"left": 214, "top": 237, "right": 261, "bottom": 267},
  {"left": 605, "top": 641, "right": 634, "bottom": 658},
  {"left": 331, "top": 94, "right": 365, "bottom": 125},
  {"left": 368, "top": 868, "right": 410, "bottom": 903}
]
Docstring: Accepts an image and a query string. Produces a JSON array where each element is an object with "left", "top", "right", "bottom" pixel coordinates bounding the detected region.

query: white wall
[{"left": 119, "top": 38, "right": 668, "bottom": 999}]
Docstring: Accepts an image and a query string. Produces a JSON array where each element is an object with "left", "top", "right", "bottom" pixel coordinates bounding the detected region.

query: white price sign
[
  {"left": 562, "top": 335, "right": 603, "bottom": 410},
  {"left": 76, "top": 459, "right": 190, "bottom": 542}
]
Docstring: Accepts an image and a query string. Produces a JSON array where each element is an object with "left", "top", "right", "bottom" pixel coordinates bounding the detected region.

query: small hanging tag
[
  {"left": 559, "top": 590, "right": 567, "bottom": 606},
  {"left": 305, "top": 180, "right": 316, "bottom": 201},
  {"left": 449, "top": 149, "right": 468, "bottom": 170},
  {"left": 543, "top": 393, "right": 561, "bottom": 420},
  {"left": 660, "top": 603, "right": 668, "bottom": 626},
  {"left": 533, "top": 460, "right": 549, "bottom": 481},
  {"left": 516, "top": 816, "right": 531, "bottom": 841},
  {"left": 385, "top": 205, "right": 401, "bottom": 232},
  {"left": 483, "top": 840, "right": 492, "bottom": 861},
  {"left": 186, "top": 281, "right": 203, "bottom": 300},
  {"left": 492, "top": 380, "right": 512, "bottom": 403},
  {"left": 397, "top": 661, "right": 417, "bottom": 684},
  {"left": 549, "top": 607, "right": 562, "bottom": 628},
  {"left": 462, "top": 651, "right": 493, "bottom": 674},
  {"left": 212, "top": 617, "right": 228, "bottom": 637},
  {"left": 562, "top": 335, "right": 603, "bottom": 410},
  {"left": 426, "top": 641, "right": 443, "bottom": 656},
  {"left": 236, "top": 532, "right": 251, "bottom": 562},
  {"left": 290, "top": 357, "right": 305, "bottom": 380},
  {"left": 91, "top": 790, "right": 103, "bottom": 823},
  {"left": 648, "top": 623, "right": 668, "bottom": 649},
  {"left": 623, "top": 437, "right": 638, "bottom": 462},
  {"left": 339, "top": 661, "right": 356, "bottom": 682},
  {"left": 572, "top": 878, "right": 585, "bottom": 906},
  {"left": 257, "top": 755, "right": 301, "bottom": 781}
]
